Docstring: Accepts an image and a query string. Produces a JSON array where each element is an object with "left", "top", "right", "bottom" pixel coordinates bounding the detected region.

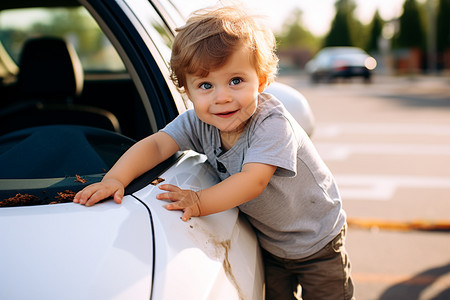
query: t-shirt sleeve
[
  {"left": 160, "top": 110, "right": 205, "bottom": 153},
  {"left": 243, "top": 113, "right": 300, "bottom": 177}
]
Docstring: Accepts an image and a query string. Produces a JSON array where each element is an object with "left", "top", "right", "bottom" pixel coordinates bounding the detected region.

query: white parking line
[
  {"left": 335, "top": 175, "right": 450, "bottom": 201},
  {"left": 313, "top": 123, "right": 450, "bottom": 200},
  {"left": 315, "top": 143, "right": 450, "bottom": 160},
  {"left": 314, "top": 123, "right": 450, "bottom": 138}
]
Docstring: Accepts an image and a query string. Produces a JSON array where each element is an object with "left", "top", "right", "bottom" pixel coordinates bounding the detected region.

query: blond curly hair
[{"left": 169, "top": 6, "right": 278, "bottom": 93}]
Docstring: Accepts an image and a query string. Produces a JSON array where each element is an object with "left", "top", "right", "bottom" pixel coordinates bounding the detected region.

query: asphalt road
[{"left": 277, "top": 73, "right": 450, "bottom": 300}]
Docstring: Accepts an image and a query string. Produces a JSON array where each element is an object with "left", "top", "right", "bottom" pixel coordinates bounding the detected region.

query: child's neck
[
  {"left": 220, "top": 130, "right": 241, "bottom": 151},
  {"left": 219, "top": 119, "right": 249, "bottom": 151}
]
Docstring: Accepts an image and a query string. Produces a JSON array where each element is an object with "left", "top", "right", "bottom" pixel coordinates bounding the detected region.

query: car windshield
[{"left": 325, "top": 47, "right": 365, "bottom": 55}]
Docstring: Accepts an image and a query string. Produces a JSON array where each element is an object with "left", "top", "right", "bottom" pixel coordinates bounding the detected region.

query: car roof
[{"left": 320, "top": 47, "right": 366, "bottom": 54}]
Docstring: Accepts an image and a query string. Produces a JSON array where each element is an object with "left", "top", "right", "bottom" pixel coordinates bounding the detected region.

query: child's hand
[
  {"left": 156, "top": 184, "right": 202, "bottom": 221},
  {"left": 73, "top": 178, "right": 124, "bottom": 207}
]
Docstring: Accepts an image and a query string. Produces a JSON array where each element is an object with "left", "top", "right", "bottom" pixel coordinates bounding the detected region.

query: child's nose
[{"left": 214, "top": 87, "right": 232, "bottom": 104}]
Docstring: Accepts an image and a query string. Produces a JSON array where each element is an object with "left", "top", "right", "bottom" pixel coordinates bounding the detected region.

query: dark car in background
[{"left": 306, "top": 46, "right": 377, "bottom": 83}]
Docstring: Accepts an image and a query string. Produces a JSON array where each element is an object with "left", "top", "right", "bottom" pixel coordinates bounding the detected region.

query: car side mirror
[{"left": 264, "top": 82, "right": 315, "bottom": 136}]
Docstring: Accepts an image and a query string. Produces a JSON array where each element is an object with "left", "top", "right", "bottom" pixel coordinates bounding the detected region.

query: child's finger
[
  {"left": 74, "top": 186, "right": 96, "bottom": 204},
  {"left": 158, "top": 184, "right": 181, "bottom": 192},
  {"left": 73, "top": 191, "right": 82, "bottom": 203},
  {"left": 156, "top": 185, "right": 184, "bottom": 202},
  {"left": 73, "top": 188, "right": 86, "bottom": 203},
  {"left": 113, "top": 189, "right": 124, "bottom": 204},
  {"left": 84, "top": 190, "right": 109, "bottom": 207},
  {"left": 156, "top": 191, "right": 181, "bottom": 202},
  {"left": 165, "top": 202, "right": 183, "bottom": 210},
  {"left": 181, "top": 208, "right": 193, "bottom": 222},
  {"left": 77, "top": 185, "right": 115, "bottom": 206}
]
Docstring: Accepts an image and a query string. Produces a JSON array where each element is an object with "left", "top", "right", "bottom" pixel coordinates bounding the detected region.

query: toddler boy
[{"left": 74, "top": 6, "right": 354, "bottom": 300}]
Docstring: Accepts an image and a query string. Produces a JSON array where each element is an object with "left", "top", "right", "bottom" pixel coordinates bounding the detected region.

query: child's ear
[{"left": 258, "top": 76, "right": 268, "bottom": 93}]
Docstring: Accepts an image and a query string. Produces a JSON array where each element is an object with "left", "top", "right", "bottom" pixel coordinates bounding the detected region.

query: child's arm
[
  {"left": 157, "top": 162, "right": 277, "bottom": 221},
  {"left": 74, "top": 132, "right": 179, "bottom": 206}
]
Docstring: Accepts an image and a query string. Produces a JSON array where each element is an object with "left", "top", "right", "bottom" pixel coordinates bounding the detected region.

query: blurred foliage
[
  {"left": 323, "top": 0, "right": 356, "bottom": 47},
  {"left": 3, "top": 1, "right": 449, "bottom": 72},
  {"left": 0, "top": 7, "right": 124, "bottom": 70},
  {"left": 275, "top": 8, "right": 320, "bottom": 52},
  {"left": 275, "top": 0, "right": 369, "bottom": 57},
  {"left": 366, "top": 10, "right": 384, "bottom": 53},
  {"left": 275, "top": 0, "right": 450, "bottom": 69},
  {"left": 393, "top": 0, "right": 425, "bottom": 49},
  {"left": 274, "top": 8, "right": 321, "bottom": 69},
  {"left": 437, "top": 0, "right": 450, "bottom": 52},
  {"left": 0, "top": 8, "right": 102, "bottom": 62},
  {"left": 46, "top": 9, "right": 104, "bottom": 55},
  {"left": 31, "top": 8, "right": 102, "bottom": 59}
]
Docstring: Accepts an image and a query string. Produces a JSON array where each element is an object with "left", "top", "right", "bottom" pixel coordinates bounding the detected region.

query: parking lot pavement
[
  {"left": 346, "top": 228, "right": 450, "bottom": 300},
  {"left": 277, "top": 73, "right": 450, "bottom": 300}
]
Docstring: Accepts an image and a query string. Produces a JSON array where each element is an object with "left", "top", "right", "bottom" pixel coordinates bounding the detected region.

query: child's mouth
[{"left": 215, "top": 110, "right": 238, "bottom": 118}]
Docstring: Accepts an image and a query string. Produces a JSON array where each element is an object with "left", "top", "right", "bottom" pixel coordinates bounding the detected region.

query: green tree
[
  {"left": 436, "top": 0, "right": 450, "bottom": 52},
  {"left": 351, "top": 18, "right": 368, "bottom": 49},
  {"left": 50, "top": 9, "right": 103, "bottom": 55},
  {"left": 27, "top": 8, "right": 104, "bottom": 58},
  {"left": 276, "top": 8, "right": 319, "bottom": 51},
  {"left": 275, "top": 8, "right": 321, "bottom": 68},
  {"left": 366, "top": 10, "right": 384, "bottom": 53},
  {"left": 394, "top": 0, "right": 425, "bottom": 49},
  {"left": 323, "top": 0, "right": 356, "bottom": 47}
]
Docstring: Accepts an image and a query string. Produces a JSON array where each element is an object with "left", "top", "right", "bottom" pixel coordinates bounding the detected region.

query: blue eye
[
  {"left": 230, "top": 77, "right": 242, "bottom": 86},
  {"left": 199, "top": 82, "right": 212, "bottom": 90}
]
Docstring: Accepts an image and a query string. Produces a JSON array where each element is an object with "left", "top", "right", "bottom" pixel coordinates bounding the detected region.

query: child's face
[{"left": 184, "top": 45, "right": 267, "bottom": 134}]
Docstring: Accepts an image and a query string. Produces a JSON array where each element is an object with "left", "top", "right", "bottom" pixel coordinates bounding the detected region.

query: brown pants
[{"left": 263, "top": 225, "right": 355, "bottom": 300}]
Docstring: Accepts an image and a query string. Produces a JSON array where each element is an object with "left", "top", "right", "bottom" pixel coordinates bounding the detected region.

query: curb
[{"left": 347, "top": 218, "right": 450, "bottom": 232}]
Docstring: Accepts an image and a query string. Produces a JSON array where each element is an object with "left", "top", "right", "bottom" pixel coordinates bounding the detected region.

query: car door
[{"left": 82, "top": 0, "right": 265, "bottom": 298}]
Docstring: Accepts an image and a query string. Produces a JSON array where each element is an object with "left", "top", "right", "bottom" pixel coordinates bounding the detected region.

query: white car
[
  {"left": 306, "top": 46, "right": 377, "bottom": 83},
  {"left": 0, "top": 0, "right": 314, "bottom": 299}
]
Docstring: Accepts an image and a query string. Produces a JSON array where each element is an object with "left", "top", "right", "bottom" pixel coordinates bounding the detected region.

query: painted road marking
[
  {"left": 315, "top": 143, "right": 450, "bottom": 160},
  {"left": 335, "top": 175, "right": 450, "bottom": 201},
  {"left": 314, "top": 123, "right": 450, "bottom": 160},
  {"left": 313, "top": 123, "right": 450, "bottom": 200},
  {"left": 314, "top": 123, "right": 450, "bottom": 138}
]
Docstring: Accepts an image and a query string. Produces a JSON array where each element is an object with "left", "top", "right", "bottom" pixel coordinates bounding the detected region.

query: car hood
[{"left": 0, "top": 197, "right": 154, "bottom": 300}]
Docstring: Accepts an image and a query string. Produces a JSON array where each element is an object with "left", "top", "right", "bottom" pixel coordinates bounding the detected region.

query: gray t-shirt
[{"left": 161, "top": 93, "right": 346, "bottom": 259}]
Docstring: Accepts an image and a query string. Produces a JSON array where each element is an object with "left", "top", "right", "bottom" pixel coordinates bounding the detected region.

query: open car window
[{"left": 0, "top": 2, "right": 176, "bottom": 207}]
